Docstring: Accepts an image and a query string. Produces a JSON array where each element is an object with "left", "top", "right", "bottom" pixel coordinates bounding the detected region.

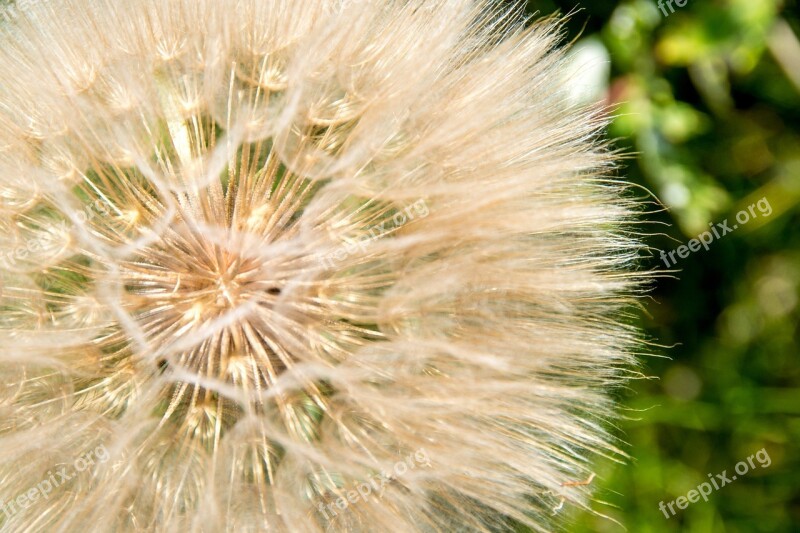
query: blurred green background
[{"left": 523, "top": 0, "right": 800, "bottom": 531}]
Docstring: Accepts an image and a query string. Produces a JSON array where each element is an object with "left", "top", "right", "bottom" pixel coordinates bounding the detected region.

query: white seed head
[{"left": 0, "top": 1, "right": 650, "bottom": 531}]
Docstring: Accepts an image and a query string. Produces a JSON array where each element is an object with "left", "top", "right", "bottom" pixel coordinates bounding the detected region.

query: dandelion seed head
[{"left": 0, "top": 1, "right": 650, "bottom": 531}]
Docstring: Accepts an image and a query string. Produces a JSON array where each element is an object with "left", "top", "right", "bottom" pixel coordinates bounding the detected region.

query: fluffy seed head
[{"left": 0, "top": 1, "right": 648, "bottom": 531}]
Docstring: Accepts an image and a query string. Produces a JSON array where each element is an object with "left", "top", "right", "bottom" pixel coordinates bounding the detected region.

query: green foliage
[{"left": 525, "top": 0, "right": 800, "bottom": 530}]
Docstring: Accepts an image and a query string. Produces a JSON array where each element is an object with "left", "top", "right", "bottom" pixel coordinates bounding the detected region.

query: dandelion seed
[{"left": 0, "top": 1, "right": 650, "bottom": 531}]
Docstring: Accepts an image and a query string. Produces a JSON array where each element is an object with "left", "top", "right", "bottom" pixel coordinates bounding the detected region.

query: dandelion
[{"left": 0, "top": 1, "right": 650, "bottom": 531}]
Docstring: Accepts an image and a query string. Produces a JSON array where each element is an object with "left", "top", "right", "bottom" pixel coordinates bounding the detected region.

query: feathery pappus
[{"left": 0, "top": 0, "right": 650, "bottom": 531}]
